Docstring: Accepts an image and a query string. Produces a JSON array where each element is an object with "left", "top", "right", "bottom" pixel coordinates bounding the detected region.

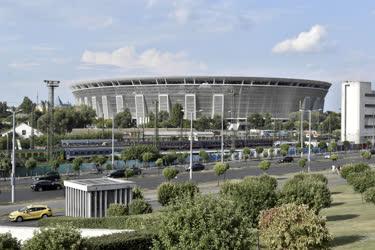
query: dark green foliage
[
  {"left": 153, "top": 195, "right": 257, "bottom": 250},
  {"left": 162, "top": 151, "right": 178, "bottom": 166},
  {"left": 157, "top": 182, "right": 199, "bottom": 206},
  {"left": 258, "top": 174, "right": 278, "bottom": 190},
  {"left": 23, "top": 224, "right": 83, "bottom": 250},
  {"left": 347, "top": 171, "right": 375, "bottom": 194},
  {"left": 259, "top": 203, "right": 332, "bottom": 249},
  {"left": 39, "top": 213, "right": 161, "bottom": 231},
  {"left": 0, "top": 233, "right": 21, "bottom": 250},
  {"left": 220, "top": 177, "right": 278, "bottom": 225},
  {"left": 279, "top": 176, "right": 331, "bottom": 213},
  {"left": 298, "top": 158, "right": 307, "bottom": 169},
  {"left": 129, "top": 199, "right": 153, "bottom": 215},
  {"left": 72, "top": 157, "right": 83, "bottom": 173},
  {"left": 280, "top": 144, "right": 290, "bottom": 153},
  {"left": 199, "top": 150, "right": 209, "bottom": 162},
  {"left": 83, "top": 231, "right": 155, "bottom": 250},
  {"left": 364, "top": 187, "right": 375, "bottom": 205},
  {"left": 361, "top": 151, "right": 371, "bottom": 160},
  {"left": 162, "top": 167, "right": 178, "bottom": 181},
  {"left": 107, "top": 203, "right": 128, "bottom": 217},
  {"left": 114, "top": 108, "right": 135, "bottom": 128},
  {"left": 122, "top": 145, "right": 159, "bottom": 161},
  {"left": 132, "top": 186, "right": 144, "bottom": 200},
  {"left": 341, "top": 163, "right": 370, "bottom": 179},
  {"left": 169, "top": 103, "right": 184, "bottom": 128},
  {"left": 125, "top": 168, "right": 134, "bottom": 178},
  {"left": 258, "top": 160, "right": 271, "bottom": 172},
  {"left": 292, "top": 173, "right": 328, "bottom": 185}
]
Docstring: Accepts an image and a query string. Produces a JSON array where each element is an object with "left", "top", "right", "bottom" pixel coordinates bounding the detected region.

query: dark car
[
  {"left": 278, "top": 156, "right": 294, "bottom": 163},
  {"left": 31, "top": 180, "right": 63, "bottom": 192},
  {"left": 34, "top": 171, "right": 60, "bottom": 182},
  {"left": 107, "top": 167, "right": 142, "bottom": 178},
  {"left": 185, "top": 163, "right": 205, "bottom": 172}
]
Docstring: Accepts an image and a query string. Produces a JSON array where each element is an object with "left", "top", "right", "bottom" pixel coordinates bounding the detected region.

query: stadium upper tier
[{"left": 71, "top": 76, "right": 331, "bottom": 123}]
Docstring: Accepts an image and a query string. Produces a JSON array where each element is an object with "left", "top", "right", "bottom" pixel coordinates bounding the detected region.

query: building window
[{"left": 22, "top": 130, "right": 26, "bottom": 135}]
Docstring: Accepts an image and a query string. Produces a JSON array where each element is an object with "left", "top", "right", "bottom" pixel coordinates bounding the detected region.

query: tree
[
  {"left": 259, "top": 203, "right": 332, "bottom": 250},
  {"left": 255, "top": 147, "right": 264, "bottom": 158},
  {"left": 328, "top": 141, "right": 337, "bottom": 153},
  {"left": 153, "top": 195, "right": 257, "bottom": 250},
  {"left": 220, "top": 177, "right": 278, "bottom": 225},
  {"left": 279, "top": 176, "right": 331, "bottom": 213},
  {"left": 23, "top": 224, "right": 83, "bottom": 250},
  {"left": 132, "top": 186, "right": 144, "bottom": 200},
  {"left": 0, "top": 154, "right": 11, "bottom": 177},
  {"left": 298, "top": 158, "right": 307, "bottom": 170},
  {"left": 72, "top": 157, "right": 84, "bottom": 175},
  {"left": 214, "top": 162, "right": 230, "bottom": 185},
  {"left": 169, "top": 103, "right": 184, "bottom": 128},
  {"left": 121, "top": 145, "right": 159, "bottom": 161},
  {"left": 269, "top": 148, "right": 274, "bottom": 159},
  {"left": 347, "top": 171, "right": 375, "bottom": 197},
  {"left": 247, "top": 113, "right": 264, "bottom": 129},
  {"left": 331, "top": 153, "right": 338, "bottom": 162},
  {"left": 258, "top": 160, "right": 271, "bottom": 173},
  {"left": 19, "top": 96, "right": 34, "bottom": 113},
  {"left": 211, "top": 115, "right": 224, "bottom": 130},
  {"left": 343, "top": 140, "right": 350, "bottom": 151},
  {"left": 194, "top": 116, "right": 211, "bottom": 131},
  {"left": 199, "top": 150, "right": 209, "bottom": 163},
  {"left": 142, "top": 152, "right": 154, "bottom": 168},
  {"left": 25, "top": 158, "right": 37, "bottom": 176},
  {"left": 0, "top": 232, "right": 21, "bottom": 250},
  {"left": 243, "top": 147, "right": 250, "bottom": 161},
  {"left": 155, "top": 158, "right": 164, "bottom": 168},
  {"left": 318, "top": 141, "right": 327, "bottom": 150},
  {"left": 157, "top": 182, "right": 199, "bottom": 206},
  {"left": 280, "top": 144, "right": 290, "bottom": 154},
  {"left": 340, "top": 163, "right": 370, "bottom": 179},
  {"left": 114, "top": 108, "right": 135, "bottom": 128},
  {"left": 162, "top": 167, "right": 178, "bottom": 181},
  {"left": 163, "top": 151, "right": 178, "bottom": 166},
  {"left": 263, "top": 113, "right": 273, "bottom": 129},
  {"left": 361, "top": 151, "right": 372, "bottom": 160},
  {"left": 128, "top": 199, "right": 153, "bottom": 215},
  {"left": 49, "top": 160, "right": 60, "bottom": 171},
  {"left": 263, "top": 150, "right": 269, "bottom": 158},
  {"left": 107, "top": 203, "right": 128, "bottom": 216},
  {"left": 364, "top": 187, "right": 375, "bottom": 205}
]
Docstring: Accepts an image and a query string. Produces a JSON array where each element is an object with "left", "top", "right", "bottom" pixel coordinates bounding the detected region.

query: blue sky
[{"left": 1, "top": 0, "right": 375, "bottom": 111}]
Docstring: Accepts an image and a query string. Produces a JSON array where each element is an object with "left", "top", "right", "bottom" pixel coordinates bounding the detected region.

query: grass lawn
[{"left": 321, "top": 184, "right": 375, "bottom": 249}]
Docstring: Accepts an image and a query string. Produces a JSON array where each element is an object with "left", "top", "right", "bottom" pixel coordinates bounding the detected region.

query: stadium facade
[{"left": 71, "top": 76, "right": 331, "bottom": 125}]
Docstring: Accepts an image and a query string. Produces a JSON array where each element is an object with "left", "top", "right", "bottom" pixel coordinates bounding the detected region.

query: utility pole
[
  {"left": 189, "top": 112, "right": 193, "bottom": 180},
  {"left": 44, "top": 80, "right": 60, "bottom": 161},
  {"left": 112, "top": 115, "right": 115, "bottom": 167},
  {"left": 300, "top": 100, "right": 304, "bottom": 158},
  {"left": 154, "top": 100, "right": 159, "bottom": 148},
  {"left": 308, "top": 110, "right": 312, "bottom": 172},
  {"left": 221, "top": 98, "right": 224, "bottom": 163},
  {"left": 7, "top": 108, "right": 17, "bottom": 203}
]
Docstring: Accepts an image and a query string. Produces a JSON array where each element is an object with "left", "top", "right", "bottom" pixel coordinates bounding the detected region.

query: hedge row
[
  {"left": 83, "top": 231, "right": 155, "bottom": 250},
  {"left": 39, "top": 213, "right": 161, "bottom": 232}
]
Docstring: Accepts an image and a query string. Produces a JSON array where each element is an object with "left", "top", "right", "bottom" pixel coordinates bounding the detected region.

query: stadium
[{"left": 71, "top": 76, "right": 331, "bottom": 124}]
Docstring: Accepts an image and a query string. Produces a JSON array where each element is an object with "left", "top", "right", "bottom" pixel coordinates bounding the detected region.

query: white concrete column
[
  {"left": 115, "top": 190, "right": 118, "bottom": 203},
  {"left": 65, "top": 187, "right": 68, "bottom": 216},
  {"left": 99, "top": 191, "right": 103, "bottom": 217},
  {"left": 119, "top": 189, "right": 123, "bottom": 203},
  {"left": 87, "top": 192, "right": 91, "bottom": 218},
  {"left": 94, "top": 191, "right": 97, "bottom": 217},
  {"left": 104, "top": 191, "right": 108, "bottom": 216}
]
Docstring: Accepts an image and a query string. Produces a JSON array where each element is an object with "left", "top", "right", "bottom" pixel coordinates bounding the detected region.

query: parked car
[
  {"left": 323, "top": 154, "right": 331, "bottom": 159},
  {"left": 34, "top": 171, "right": 60, "bottom": 181},
  {"left": 107, "top": 167, "right": 142, "bottom": 178},
  {"left": 370, "top": 149, "right": 375, "bottom": 155},
  {"left": 278, "top": 156, "right": 294, "bottom": 163},
  {"left": 9, "top": 205, "right": 52, "bottom": 222},
  {"left": 185, "top": 163, "right": 205, "bottom": 172},
  {"left": 31, "top": 180, "right": 63, "bottom": 192}
]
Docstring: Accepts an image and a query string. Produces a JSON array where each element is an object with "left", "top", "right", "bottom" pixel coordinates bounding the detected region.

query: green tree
[
  {"left": 162, "top": 167, "right": 178, "bottom": 181},
  {"left": 331, "top": 153, "right": 338, "bottom": 162},
  {"left": 153, "top": 195, "right": 257, "bottom": 250},
  {"left": 213, "top": 162, "right": 230, "bottom": 185},
  {"left": 364, "top": 187, "right": 375, "bottom": 205},
  {"left": 269, "top": 148, "right": 274, "bottom": 159},
  {"left": 318, "top": 141, "right": 327, "bottom": 150},
  {"left": 121, "top": 145, "right": 159, "bottom": 161},
  {"left": 157, "top": 182, "right": 199, "bottom": 206},
  {"left": 142, "top": 152, "right": 154, "bottom": 168},
  {"left": 72, "top": 157, "right": 84, "bottom": 175},
  {"left": 255, "top": 147, "right": 264, "bottom": 158},
  {"left": 128, "top": 199, "right": 153, "bottom": 215},
  {"left": 0, "top": 232, "right": 21, "bottom": 250},
  {"left": 155, "top": 158, "right": 164, "bottom": 168},
  {"left": 132, "top": 186, "right": 144, "bottom": 200},
  {"left": 211, "top": 115, "right": 224, "bottom": 130},
  {"left": 49, "top": 160, "right": 60, "bottom": 171},
  {"left": 107, "top": 203, "right": 128, "bottom": 216},
  {"left": 343, "top": 140, "right": 350, "bottom": 151},
  {"left": 23, "top": 224, "right": 83, "bottom": 250},
  {"left": 25, "top": 158, "right": 37, "bottom": 176},
  {"left": 298, "top": 158, "right": 307, "bottom": 170},
  {"left": 242, "top": 147, "right": 250, "bottom": 161},
  {"left": 361, "top": 151, "right": 372, "bottom": 160},
  {"left": 163, "top": 151, "right": 178, "bottom": 166},
  {"left": 340, "top": 163, "right": 370, "bottom": 179},
  {"left": 19, "top": 96, "right": 34, "bottom": 113},
  {"left": 263, "top": 150, "right": 269, "bottom": 158},
  {"left": 247, "top": 113, "right": 264, "bottom": 129},
  {"left": 169, "top": 103, "right": 184, "bottom": 128},
  {"left": 194, "top": 116, "right": 210, "bottom": 131},
  {"left": 0, "top": 154, "right": 12, "bottom": 177},
  {"left": 114, "top": 108, "right": 135, "bottom": 128},
  {"left": 259, "top": 160, "right": 271, "bottom": 173},
  {"left": 259, "top": 203, "right": 332, "bottom": 249},
  {"left": 199, "top": 150, "right": 209, "bottom": 163}
]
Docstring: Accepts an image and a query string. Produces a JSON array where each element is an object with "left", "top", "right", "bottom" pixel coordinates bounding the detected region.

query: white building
[
  {"left": 341, "top": 81, "right": 375, "bottom": 144},
  {"left": 1, "top": 123, "right": 43, "bottom": 139}
]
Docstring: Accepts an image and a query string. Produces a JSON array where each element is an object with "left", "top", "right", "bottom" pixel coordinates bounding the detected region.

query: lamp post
[
  {"left": 221, "top": 102, "right": 224, "bottom": 163},
  {"left": 7, "top": 108, "right": 19, "bottom": 203},
  {"left": 112, "top": 115, "right": 115, "bottom": 167},
  {"left": 308, "top": 110, "right": 312, "bottom": 172}
]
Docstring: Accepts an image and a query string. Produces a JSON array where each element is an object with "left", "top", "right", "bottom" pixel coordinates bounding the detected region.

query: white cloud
[
  {"left": 80, "top": 46, "right": 206, "bottom": 74},
  {"left": 272, "top": 25, "right": 327, "bottom": 53},
  {"left": 75, "top": 16, "right": 113, "bottom": 30},
  {"left": 8, "top": 62, "right": 40, "bottom": 69}
]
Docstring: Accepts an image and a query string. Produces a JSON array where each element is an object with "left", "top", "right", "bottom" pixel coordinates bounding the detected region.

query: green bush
[
  {"left": 132, "top": 186, "right": 144, "bottom": 200},
  {"left": 213, "top": 162, "right": 230, "bottom": 185},
  {"left": 279, "top": 177, "right": 331, "bottom": 213},
  {"left": 0, "top": 233, "right": 21, "bottom": 250},
  {"left": 220, "top": 177, "right": 278, "bottom": 225},
  {"left": 124, "top": 168, "right": 134, "bottom": 178},
  {"left": 341, "top": 163, "right": 370, "bottom": 179},
  {"left": 153, "top": 195, "right": 257, "bottom": 249},
  {"left": 361, "top": 151, "right": 372, "bottom": 160},
  {"left": 83, "top": 231, "right": 155, "bottom": 250},
  {"left": 292, "top": 173, "right": 328, "bottom": 185},
  {"left": 347, "top": 171, "right": 375, "bottom": 194},
  {"left": 258, "top": 160, "right": 271, "bottom": 172},
  {"left": 258, "top": 174, "right": 278, "bottom": 190},
  {"left": 162, "top": 166, "right": 178, "bottom": 181},
  {"left": 23, "top": 224, "right": 83, "bottom": 250},
  {"left": 259, "top": 203, "right": 332, "bottom": 249},
  {"left": 129, "top": 199, "right": 153, "bottom": 215},
  {"left": 39, "top": 213, "right": 161, "bottom": 232},
  {"left": 157, "top": 182, "right": 199, "bottom": 206},
  {"left": 364, "top": 187, "right": 375, "bottom": 205},
  {"left": 107, "top": 203, "right": 128, "bottom": 217},
  {"left": 298, "top": 158, "right": 307, "bottom": 169}
]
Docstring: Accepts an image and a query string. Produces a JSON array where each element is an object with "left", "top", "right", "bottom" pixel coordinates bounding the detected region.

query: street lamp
[
  {"left": 7, "top": 108, "right": 21, "bottom": 203},
  {"left": 112, "top": 115, "right": 115, "bottom": 167}
]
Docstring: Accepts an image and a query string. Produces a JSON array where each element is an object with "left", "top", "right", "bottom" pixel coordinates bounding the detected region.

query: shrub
[
  {"left": 220, "top": 177, "right": 278, "bottom": 225},
  {"left": 255, "top": 147, "right": 264, "bottom": 158},
  {"left": 364, "top": 187, "right": 375, "bottom": 205},
  {"left": 258, "top": 160, "right": 271, "bottom": 172},
  {"left": 157, "top": 182, "right": 199, "bottom": 206},
  {"left": 124, "top": 168, "right": 134, "bottom": 178},
  {"left": 129, "top": 199, "right": 153, "bottom": 215},
  {"left": 292, "top": 173, "right": 328, "bottom": 185},
  {"left": 83, "top": 231, "right": 155, "bottom": 250},
  {"left": 258, "top": 174, "right": 278, "bottom": 190},
  {"left": 347, "top": 171, "right": 375, "bottom": 194},
  {"left": 263, "top": 151, "right": 269, "bottom": 158},
  {"left": 107, "top": 203, "right": 128, "bottom": 217},
  {"left": 213, "top": 162, "right": 230, "bottom": 185},
  {"left": 199, "top": 150, "right": 209, "bottom": 162},
  {"left": 155, "top": 158, "right": 164, "bottom": 168},
  {"left": 132, "top": 186, "right": 144, "bottom": 200},
  {"left": 361, "top": 151, "right": 372, "bottom": 160},
  {"left": 25, "top": 158, "right": 37, "bottom": 174},
  {"left": 0, "top": 233, "right": 21, "bottom": 250},
  {"left": 153, "top": 195, "right": 257, "bottom": 249},
  {"left": 298, "top": 158, "right": 307, "bottom": 169},
  {"left": 23, "top": 224, "right": 83, "bottom": 250},
  {"left": 331, "top": 153, "right": 338, "bottom": 161},
  {"left": 162, "top": 167, "right": 178, "bottom": 181},
  {"left": 259, "top": 203, "right": 332, "bottom": 249},
  {"left": 341, "top": 163, "right": 370, "bottom": 179},
  {"left": 279, "top": 177, "right": 331, "bottom": 213}
]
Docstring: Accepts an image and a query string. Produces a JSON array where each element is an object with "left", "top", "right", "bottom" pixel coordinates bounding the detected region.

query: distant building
[
  {"left": 341, "top": 81, "right": 375, "bottom": 144},
  {"left": 1, "top": 123, "right": 43, "bottom": 139}
]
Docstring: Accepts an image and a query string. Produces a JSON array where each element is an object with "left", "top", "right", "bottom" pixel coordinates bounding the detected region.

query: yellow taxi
[{"left": 9, "top": 205, "right": 52, "bottom": 222}]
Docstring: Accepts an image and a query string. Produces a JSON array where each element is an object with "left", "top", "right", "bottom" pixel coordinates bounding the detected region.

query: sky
[{"left": 0, "top": 0, "right": 375, "bottom": 111}]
